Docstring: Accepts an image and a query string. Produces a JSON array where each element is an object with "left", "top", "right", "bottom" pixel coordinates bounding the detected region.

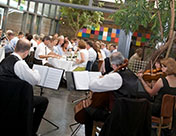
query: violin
[
  {"left": 73, "top": 59, "right": 129, "bottom": 124},
  {"left": 142, "top": 68, "right": 166, "bottom": 82}
]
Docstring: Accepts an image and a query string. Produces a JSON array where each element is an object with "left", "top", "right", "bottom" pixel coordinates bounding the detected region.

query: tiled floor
[{"left": 34, "top": 86, "right": 86, "bottom": 136}]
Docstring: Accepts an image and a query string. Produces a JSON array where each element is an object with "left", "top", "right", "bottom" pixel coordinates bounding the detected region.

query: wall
[{"left": 6, "top": 12, "right": 23, "bottom": 34}]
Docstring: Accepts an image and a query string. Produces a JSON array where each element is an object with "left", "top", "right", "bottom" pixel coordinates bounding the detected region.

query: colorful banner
[
  {"left": 77, "top": 26, "right": 120, "bottom": 43},
  {"left": 132, "top": 32, "right": 151, "bottom": 46}
]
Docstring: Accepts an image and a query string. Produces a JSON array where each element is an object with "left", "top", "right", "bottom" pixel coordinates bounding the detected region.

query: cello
[{"left": 73, "top": 59, "right": 128, "bottom": 124}]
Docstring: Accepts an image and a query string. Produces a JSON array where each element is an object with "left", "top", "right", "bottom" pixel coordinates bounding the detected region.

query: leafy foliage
[
  {"left": 59, "top": 0, "right": 104, "bottom": 36},
  {"left": 113, "top": 0, "right": 173, "bottom": 46}
]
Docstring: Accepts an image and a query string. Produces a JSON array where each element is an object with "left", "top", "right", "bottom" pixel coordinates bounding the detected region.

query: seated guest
[
  {"left": 109, "top": 44, "right": 117, "bottom": 55},
  {"left": 74, "top": 40, "right": 89, "bottom": 71},
  {"left": 86, "top": 40, "right": 97, "bottom": 71},
  {"left": 82, "top": 52, "right": 148, "bottom": 136},
  {"left": 0, "top": 39, "right": 48, "bottom": 136},
  {"left": 4, "top": 30, "right": 15, "bottom": 57},
  {"left": 129, "top": 48, "right": 143, "bottom": 63},
  {"left": 10, "top": 31, "right": 24, "bottom": 50},
  {"left": 54, "top": 39, "right": 69, "bottom": 57},
  {"left": 48, "top": 37, "right": 58, "bottom": 52},
  {"left": 34, "top": 36, "right": 59, "bottom": 66},
  {"left": 31, "top": 34, "right": 40, "bottom": 52},
  {"left": 100, "top": 42, "right": 111, "bottom": 58}
]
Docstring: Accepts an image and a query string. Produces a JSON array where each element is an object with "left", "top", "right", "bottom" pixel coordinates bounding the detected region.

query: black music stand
[
  {"left": 69, "top": 92, "right": 89, "bottom": 136},
  {"left": 69, "top": 122, "right": 82, "bottom": 136},
  {"left": 40, "top": 87, "right": 59, "bottom": 130}
]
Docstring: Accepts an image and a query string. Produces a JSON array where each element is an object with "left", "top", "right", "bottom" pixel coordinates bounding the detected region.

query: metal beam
[{"left": 26, "top": 0, "right": 116, "bottom": 13}]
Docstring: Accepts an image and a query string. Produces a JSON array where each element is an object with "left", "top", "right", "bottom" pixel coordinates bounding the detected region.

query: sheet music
[
  {"left": 44, "top": 67, "right": 64, "bottom": 90},
  {"left": 88, "top": 72, "right": 102, "bottom": 81},
  {"left": 73, "top": 71, "right": 102, "bottom": 90},
  {"left": 33, "top": 64, "right": 48, "bottom": 86},
  {"left": 73, "top": 71, "right": 89, "bottom": 90}
]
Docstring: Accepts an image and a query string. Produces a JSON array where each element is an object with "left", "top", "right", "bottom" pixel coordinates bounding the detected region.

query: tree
[
  {"left": 59, "top": 0, "right": 104, "bottom": 37},
  {"left": 112, "top": 0, "right": 175, "bottom": 68}
]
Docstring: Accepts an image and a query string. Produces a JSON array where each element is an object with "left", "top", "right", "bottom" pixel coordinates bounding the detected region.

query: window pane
[
  {"left": 10, "top": 0, "right": 18, "bottom": 8},
  {"left": 41, "top": 17, "right": 51, "bottom": 35},
  {"left": 0, "top": 0, "right": 8, "bottom": 5},
  {"left": 0, "top": 8, "right": 4, "bottom": 29},
  {"left": 50, "top": 5, "right": 56, "bottom": 18},
  {"left": 50, "top": 21, "right": 57, "bottom": 35},
  {"left": 26, "top": 14, "right": 33, "bottom": 33},
  {"left": 56, "top": 6, "right": 60, "bottom": 20},
  {"left": 37, "top": 3, "right": 43, "bottom": 15},
  {"left": 20, "top": 0, "right": 28, "bottom": 11},
  {"left": 29, "top": 1, "right": 35, "bottom": 13},
  {"left": 34, "top": 16, "right": 40, "bottom": 34},
  {"left": 44, "top": 4, "right": 49, "bottom": 17}
]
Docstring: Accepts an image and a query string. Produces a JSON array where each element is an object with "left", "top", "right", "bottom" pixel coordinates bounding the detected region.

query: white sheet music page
[
  {"left": 44, "top": 67, "right": 64, "bottom": 90},
  {"left": 88, "top": 72, "right": 102, "bottom": 81},
  {"left": 33, "top": 64, "right": 48, "bottom": 86},
  {"left": 73, "top": 71, "right": 89, "bottom": 90}
]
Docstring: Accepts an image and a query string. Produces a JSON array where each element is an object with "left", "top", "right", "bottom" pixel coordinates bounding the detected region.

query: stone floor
[{"left": 34, "top": 86, "right": 86, "bottom": 136}]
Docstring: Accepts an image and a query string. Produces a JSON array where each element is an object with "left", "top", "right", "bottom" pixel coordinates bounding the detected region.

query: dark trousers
[
  {"left": 84, "top": 107, "right": 110, "bottom": 136},
  {"left": 33, "top": 96, "right": 49, "bottom": 135}
]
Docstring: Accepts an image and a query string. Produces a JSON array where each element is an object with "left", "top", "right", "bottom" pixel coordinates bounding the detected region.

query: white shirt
[
  {"left": 11, "top": 37, "right": 19, "bottom": 49},
  {"left": 13, "top": 52, "right": 41, "bottom": 86},
  {"left": 30, "top": 39, "right": 38, "bottom": 52},
  {"left": 88, "top": 47, "right": 97, "bottom": 62},
  {"left": 100, "top": 49, "right": 106, "bottom": 60},
  {"left": 34, "top": 42, "right": 51, "bottom": 65},
  {"left": 77, "top": 49, "right": 89, "bottom": 67},
  {"left": 102, "top": 47, "right": 111, "bottom": 57},
  {"left": 89, "top": 72, "right": 122, "bottom": 92}
]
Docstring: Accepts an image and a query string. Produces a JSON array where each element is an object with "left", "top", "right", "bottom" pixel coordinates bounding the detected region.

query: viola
[{"left": 73, "top": 59, "right": 129, "bottom": 124}]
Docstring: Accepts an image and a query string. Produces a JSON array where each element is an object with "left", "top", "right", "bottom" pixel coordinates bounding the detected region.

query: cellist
[{"left": 83, "top": 52, "right": 145, "bottom": 136}]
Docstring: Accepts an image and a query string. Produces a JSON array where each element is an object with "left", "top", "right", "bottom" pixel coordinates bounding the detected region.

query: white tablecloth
[
  {"left": 48, "top": 58, "right": 77, "bottom": 71},
  {"left": 0, "top": 47, "right": 5, "bottom": 62}
]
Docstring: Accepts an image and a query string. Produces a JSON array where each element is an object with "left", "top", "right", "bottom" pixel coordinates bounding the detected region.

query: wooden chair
[
  {"left": 91, "top": 121, "right": 104, "bottom": 136},
  {"left": 152, "top": 94, "right": 175, "bottom": 136}
]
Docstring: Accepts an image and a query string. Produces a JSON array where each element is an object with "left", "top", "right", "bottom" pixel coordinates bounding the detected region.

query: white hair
[{"left": 110, "top": 52, "right": 125, "bottom": 66}]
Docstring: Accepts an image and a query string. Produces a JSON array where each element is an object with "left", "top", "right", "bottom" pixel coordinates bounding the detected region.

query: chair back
[{"left": 161, "top": 94, "right": 175, "bottom": 118}]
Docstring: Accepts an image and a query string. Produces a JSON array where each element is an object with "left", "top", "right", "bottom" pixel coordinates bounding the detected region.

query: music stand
[
  {"left": 33, "top": 65, "right": 65, "bottom": 135},
  {"left": 40, "top": 87, "right": 59, "bottom": 130},
  {"left": 69, "top": 122, "right": 82, "bottom": 136}
]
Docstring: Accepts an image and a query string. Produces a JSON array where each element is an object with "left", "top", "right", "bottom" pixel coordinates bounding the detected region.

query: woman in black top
[{"left": 138, "top": 58, "right": 176, "bottom": 116}]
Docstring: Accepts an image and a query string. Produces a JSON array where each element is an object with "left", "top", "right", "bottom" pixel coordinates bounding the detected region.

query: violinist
[
  {"left": 138, "top": 58, "right": 176, "bottom": 118},
  {"left": 142, "top": 56, "right": 165, "bottom": 85},
  {"left": 83, "top": 52, "right": 142, "bottom": 136}
]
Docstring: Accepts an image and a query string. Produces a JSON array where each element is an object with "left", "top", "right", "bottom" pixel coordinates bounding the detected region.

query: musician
[
  {"left": 138, "top": 57, "right": 176, "bottom": 117},
  {"left": 0, "top": 39, "right": 48, "bottom": 136},
  {"left": 34, "top": 36, "right": 60, "bottom": 66},
  {"left": 84, "top": 52, "right": 141, "bottom": 136}
]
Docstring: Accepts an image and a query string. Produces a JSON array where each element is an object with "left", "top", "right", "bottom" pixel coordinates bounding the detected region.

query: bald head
[{"left": 15, "top": 39, "right": 31, "bottom": 53}]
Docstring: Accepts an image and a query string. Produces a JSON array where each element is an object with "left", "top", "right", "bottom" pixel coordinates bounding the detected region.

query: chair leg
[
  {"left": 92, "top": 124, "right": 96, "bottom": 136},
  {"left": 157, "top": 126, "right": 161, "bottom": 136}
]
